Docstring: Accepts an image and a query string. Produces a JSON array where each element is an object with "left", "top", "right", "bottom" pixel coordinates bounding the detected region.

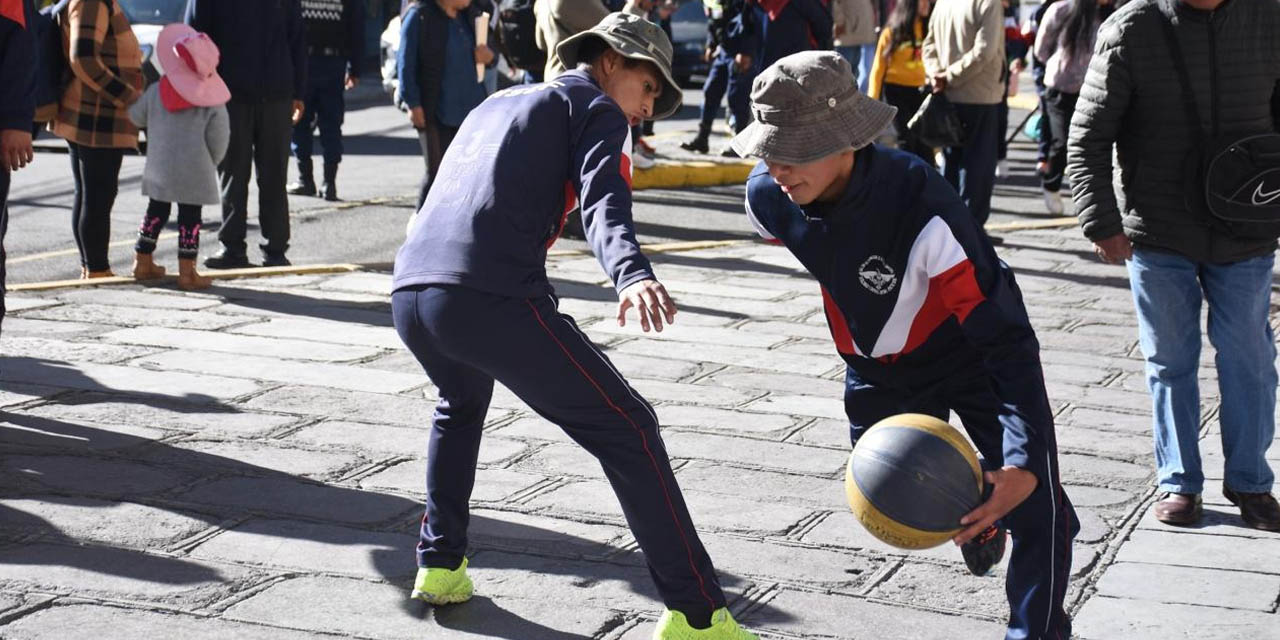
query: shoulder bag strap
[{"left": 1155, "top": 10, "right": 1207, "bottom": 145}]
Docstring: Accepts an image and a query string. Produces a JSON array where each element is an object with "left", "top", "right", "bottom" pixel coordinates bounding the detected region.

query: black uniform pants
[{"left": 219, "top": 99, "right": 292, "bottom": 258}]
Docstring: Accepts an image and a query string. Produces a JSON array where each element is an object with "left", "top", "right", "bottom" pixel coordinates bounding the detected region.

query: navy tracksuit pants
[
  {"left": 292, "top": 55, "right": 347, "bottom": 166},
  {"left": 843, "top": 355, "right": 1079, "bottom": 640},
  {"left": 699, "top": 53, "right": 753, "bottom": 135},
  {"left": 391, "top": 285, "right": 726, "bottom": 624}
]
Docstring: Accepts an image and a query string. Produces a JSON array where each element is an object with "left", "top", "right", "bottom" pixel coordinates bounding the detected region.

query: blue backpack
[{"left": 31, "top": 0, "right": 70, "bottom": 123}]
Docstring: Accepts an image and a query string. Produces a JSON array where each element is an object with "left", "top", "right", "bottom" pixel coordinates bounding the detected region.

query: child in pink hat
[{"left": 128, "top": 23, "right": 230, "bottom": 290}]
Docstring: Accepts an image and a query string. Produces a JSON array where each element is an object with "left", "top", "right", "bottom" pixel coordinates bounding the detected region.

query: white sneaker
[
  {"left": 632, "top": 152, "right": 655, "bottom": 170},
  {"left": 995, "top": 159, "right": 1010, "bottom": 179},
  {"left": 1042, "top": 189, "right": 1064, "bottom": 215}
]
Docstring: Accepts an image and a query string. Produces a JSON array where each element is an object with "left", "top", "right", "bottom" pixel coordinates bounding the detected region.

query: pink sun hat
[{"left": 155, "top": 23, "right": 230, "bottom": 107}]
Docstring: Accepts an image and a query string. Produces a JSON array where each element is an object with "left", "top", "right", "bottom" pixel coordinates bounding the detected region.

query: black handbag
[
  {"left": 1158, "top": 12, "right": 1280, "bottom": 238},
  {"left": 907, "top": 91, "right": 966, "bottom": 149}
]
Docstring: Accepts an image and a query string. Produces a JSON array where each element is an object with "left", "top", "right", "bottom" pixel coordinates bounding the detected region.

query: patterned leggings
[{"left": 136, "top": 199, "right": 202, "bottom": 260}]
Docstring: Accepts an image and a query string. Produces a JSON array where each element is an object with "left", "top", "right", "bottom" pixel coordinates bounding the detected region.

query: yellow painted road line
[
  {"left": 9, "top": 263, "right": 363, "bottom": 292},
  {"left": 986, "top": 217, "right": 1078, "bottom": 232}
]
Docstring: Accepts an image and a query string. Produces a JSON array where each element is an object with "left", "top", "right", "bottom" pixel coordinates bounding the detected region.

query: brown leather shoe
[
  {"left": 1153, "top": 492, "right": 1202, "bottom": 526},
  {"left": 1223, "top": 487, "right": 1280, "bottom": 531}
]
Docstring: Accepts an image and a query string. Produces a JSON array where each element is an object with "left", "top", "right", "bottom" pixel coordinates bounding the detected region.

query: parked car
[
  {"left": 669, "top": 0, "right": 709, "bottom": 87},
  {"left": 117, "top": 0, "right": 190, "bottom": 85}
]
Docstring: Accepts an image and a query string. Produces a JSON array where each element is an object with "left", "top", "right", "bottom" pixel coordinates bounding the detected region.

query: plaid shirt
[{"left": 51, "top": 0, "right": 143, "bottom": 148}]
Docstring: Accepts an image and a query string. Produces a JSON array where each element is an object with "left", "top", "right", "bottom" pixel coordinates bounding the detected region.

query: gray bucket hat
[
  {"left": 556, "top": 13, "right": 684, "bottom": 120},
  {"left": 731, "top": 51, "right": 897, "bottom": 164}
]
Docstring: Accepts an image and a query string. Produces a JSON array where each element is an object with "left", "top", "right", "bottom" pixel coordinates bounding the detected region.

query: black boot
[
  {"left": 321, "top": 162, "right": 339, "bottom": 202},
  {"left": 680, "top": 127, "right": 710, "bottom": 154},
  {"left": 288, "top": 157, "right": 316, "bottom": 196}
]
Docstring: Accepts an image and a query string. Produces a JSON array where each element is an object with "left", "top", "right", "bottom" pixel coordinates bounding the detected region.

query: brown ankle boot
[
  {"left": 132, "top": 252, "right": 167, "bottom": 280},
  {"left": 177, "top": 258, "right": 213, "bottom": 290},
  {"left": 85, "top": 269, "right": 116, "bottom": 279}
]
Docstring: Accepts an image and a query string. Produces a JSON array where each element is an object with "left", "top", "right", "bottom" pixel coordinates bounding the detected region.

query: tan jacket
[
  {"left": 534, "top": 0, "right": 610, "bottom": 79},
  {"left": 832, "top": 0, "right": 877, "bottom": 48},
  {"left": 921, "top": 0, "right": 1005, "bottom": 105},
  {"left": 52, "top": 0, "right": 144, "bottom": 149}
]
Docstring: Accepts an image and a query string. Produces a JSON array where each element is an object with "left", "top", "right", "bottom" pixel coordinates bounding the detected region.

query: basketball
[{"left": 844, "top": 413, "right": 985, "bottom": 549}]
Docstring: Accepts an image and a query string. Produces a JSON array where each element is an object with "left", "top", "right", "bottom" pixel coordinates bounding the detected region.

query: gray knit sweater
[{"left": 128, "top": 84, "right": 230, "bottom": 206}]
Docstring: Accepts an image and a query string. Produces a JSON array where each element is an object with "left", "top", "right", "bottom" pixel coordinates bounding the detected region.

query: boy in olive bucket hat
[
  {"left": 392, "top": 12, "right": 758, "bottom": 640},
  {"left": 734, "top": 51, "right": 1079, "bottom": 640}
]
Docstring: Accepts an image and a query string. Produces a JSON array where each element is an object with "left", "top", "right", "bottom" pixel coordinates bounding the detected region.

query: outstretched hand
[
  {"left": 952, "top": 466, "right": 1038, "bottom": 545},
  {"left": 617, "top": 279, "right": 677, "bottom": 333}
]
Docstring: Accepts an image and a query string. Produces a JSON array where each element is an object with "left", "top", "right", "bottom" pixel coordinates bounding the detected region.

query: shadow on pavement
[{"left": 0, "top": 374, "right": 791, "bottom": 636}]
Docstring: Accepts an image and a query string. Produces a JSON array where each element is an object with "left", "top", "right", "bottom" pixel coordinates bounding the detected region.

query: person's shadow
[{"left": 0, "top": 360, "right": 788, "bottom": 638}]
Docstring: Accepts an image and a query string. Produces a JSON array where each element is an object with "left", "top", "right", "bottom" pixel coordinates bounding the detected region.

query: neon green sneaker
[
  {"left": 653, "top": 607, "right": 758, "bottom": 640},
  {"left": 410, "top": 557, "right": 473, "bottom": 605}
]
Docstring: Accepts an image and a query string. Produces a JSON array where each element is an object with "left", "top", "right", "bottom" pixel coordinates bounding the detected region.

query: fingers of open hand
[{"left": 653, "top": 284, "right": 676, "bottom": 324}]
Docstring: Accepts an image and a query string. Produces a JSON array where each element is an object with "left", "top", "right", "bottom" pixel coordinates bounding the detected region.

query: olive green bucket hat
[
  {"left": 556, "top": 13, "right": 684, "bottom": 120},
  {"left": 731, "top": 50, "right": 898, "bottom": 164}
]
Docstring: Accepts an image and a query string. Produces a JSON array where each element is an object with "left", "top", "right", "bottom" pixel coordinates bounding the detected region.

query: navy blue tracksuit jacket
[
  {"left": 745, "top": 145, "right": 1079, "bottom": 640},
  {"left": 391, "top": 71, "right": 728, "bottom": 626}
]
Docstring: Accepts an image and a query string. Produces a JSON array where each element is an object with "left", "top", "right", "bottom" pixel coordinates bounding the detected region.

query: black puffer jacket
[{"left": 1067, "top": 0, "right": 1280, "bottom": 263}]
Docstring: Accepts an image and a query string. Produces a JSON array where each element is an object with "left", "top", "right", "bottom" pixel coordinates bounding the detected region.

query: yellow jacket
[{"left": 868, "top": 18, "right": 927, "bottom": 100}]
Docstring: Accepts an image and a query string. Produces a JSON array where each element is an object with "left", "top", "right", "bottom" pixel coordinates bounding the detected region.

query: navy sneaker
[{"left": 960, "top": 524, "right": 1006, "bottom": 576}]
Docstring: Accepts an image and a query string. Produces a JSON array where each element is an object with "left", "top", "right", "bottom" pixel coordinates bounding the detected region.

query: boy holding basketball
[{"left": 732, "top": 51, "right": 1079, "bottom": 640}]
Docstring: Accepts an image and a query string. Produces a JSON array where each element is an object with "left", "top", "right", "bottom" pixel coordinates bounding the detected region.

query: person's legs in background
[
  {"left": 288, "top": 69, "right": 320, "bottom": 197},
  {"left": 883, "top": 83, "right": 931, "bottom": 163},
  {"left": 134, "top": 198, "right": 173, "bottom": 279},
  {"left": 69, "top": 144, "right": 124, "bottom": 276},
  {"left": 1040, "top": 88, "right": 1076, "bottom": 215},
  {"left": 836, "top": 45, "right": 859, "bottom": 86},
  {"left": 313, "top": 56, "right": 348, "bottom": 201},
  {"left": 1, "top": 167, "right": 8, "bottom": 335},
  {"left": 211, "top": 100, "right": 255, "bottom": 268},
  {"left": 682, "top": 55, "right": 731, "bottom": 154},
  {"left": 857, "top": 45, "right": 876, "bottom": 95},
  {"left": 995, "top": 73, "right": 1010, "bottom": 179},
  {"left": 254, "top": 99, "right": 294, "bottom": 266},
  {"left": 67, "top": 142, "right": 86, "bottom": 275},
  {"left": 943, "top": 103, "right": 1000, "bottom": 237}
]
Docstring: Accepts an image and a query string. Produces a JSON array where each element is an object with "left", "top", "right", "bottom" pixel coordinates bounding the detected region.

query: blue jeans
[
  {"left": 836, "top": 45, "right": 876, "bottom": 95},
  {"left": 698, "top": 53, "right": 753, "bottom": 134},
  {"left": 1128, "top": 247, "right": 1278, "bottom": 494}
]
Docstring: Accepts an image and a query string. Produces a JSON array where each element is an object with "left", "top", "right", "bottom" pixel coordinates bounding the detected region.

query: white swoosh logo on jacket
[{"left": 1253, "top": 182, "right": 1280, "bottom": 206}]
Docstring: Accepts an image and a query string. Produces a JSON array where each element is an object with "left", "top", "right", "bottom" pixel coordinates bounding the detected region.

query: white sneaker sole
[{"left": 410, "top": 588, "right": 473, "bottom": 605}]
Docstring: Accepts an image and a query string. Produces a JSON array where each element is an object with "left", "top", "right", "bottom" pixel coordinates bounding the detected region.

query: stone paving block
[
  {"left": 1047, "top": 382, "right": 1153, "bottom": 413},
  {"left": 702, "top": 370, "right": 845, "bottom": 397},
  {"left": 362, "top": 461, "right": 543, "bottom": 504},
  {"left": 230, "top": 317, "right": 404, "bottom": 349},
  {"left": 242, "top": 385, "right": 437, "bottom": 426},
  {"left": 1074, "top": 508, "right": 1110, "bottom": 544},
  {"left": 0, "top": 497, "right": 212, "bottom": 548},
  {"left": 1057, "top": 453, "right": 1152, "bottom": 486},
  {"left": 744, "top": 393, "right": 845, "bottom": 421},
  {"left": 19, "top": 394, "right": 295, "bottom": 437},
  {"left": 786, "top": 419, "right": 854, "bottom": 450},
  {"left": 426, "top": 595, "right": 627, "bottom": 639},
  {"left": 674, "top": 462, "right": 844, "bottom": 509},
  {"left": 134, "top": 350, "right": 423, "bottom": 394},
  {"left": 222, "top": 575, "right": 433, "bottom": 638},
  {"left": 175, "top": 477, "right": 416, "bottom": 524},
  {"left": 658, "top": 405, "right": 796, "bottom": 435},
  {"left": 22, "top": 304, "right": 252, "bottom": 331},
  {"left": 100, "top": 327, "right": 381, "bottom": 362},
  {"left": 586, "top": 320, "right": 786, "bottom": 349},
  {"left": 1094, "top": 562, "right": 1280, "bottom": 611},
  {"left": 659, "top": 279, "right": 788, "bottom": 301},
  {"left": 717, "top": 274, "right": 820, "bottom": 292},
  {"left": 870, "top": 561, "right": 1010, "bottom": 620},
  {"left": 0, "top": 358, "right": 260, "bottom": 401},
  {"left": 0, "top": 543, "right": 246, "bottom": 604},
  {"left": 467, "top": 550, "right": 664, "bottom": 611},
  {"left": 189, "top": 518, "right": 417, "bottom": 579},
  {"left": 590, "top": 351, "right": 704, "bottom": 382},
  {"left": 770, "top": 338, "right": 837, "bottom": 356},
  {"left": 799, "top": 511, "right": 958, "bottom": 563},
  {"left": 138, "top": 439, "right": 363, "bottom": 479},
  {"left": 743, "top": 588, "right": 1007, "bottom": 639},
  {"left": 54, "top": 288, "right": 223, "bottom": 310},
  {"left": 469, "top": 509, "right": 631, "bottom": 559},
  {"left": 513, "top": 442, "right": 608, "bottom": 481},
  {"left": 1062, "top": 406, "right": 1152, "bottom": 435},
  {"left": 628, "top": 379, "right": 758, "bottom": 408},
  {"left": 1073, "top": 596, "right": 1280, "bottom": 640},
  {"left": 2, "top": 296, "right": 60, "bottom": 312},
  {"left": 285, "top": 420, "right": 526, "bottom": 464},
  {"left": 3, "top": 455, "right": 191, "bottom": 497},
  {"left": 0, "top": 604, "right": 320, "bottom": 640},
  {"left": 213, "top": 297, "right": 391, "bottom": 322},
  {"left": 1, "top": 413, "right": 169, "bottom": 452},
  {"left": 0, "top": 336, "right": 158, "bottom": 365},
  {"left": 314, "top": 272, "right": 393, "bottom": 295},
  {"left": 1039, "top": 362, "right": 1114, "bottom": 387},
  {"left": 357, "top": 349, "right": 422, "bottom": 373},
  {"left": 527, "top": 480, "right": 813, "bottom": 536},
  {"left": 700, "top": 534, "right": 880, "bottom": 590},
  {"left": 661, "top": 432, "right": 849, "bottom": 476},
  {"left": 1056, "top": 423, "right": 1153, "bottom": 459},
  {"left": 1063, "top": 484, "right": 1134, "bottom": 508},
  {"left": 1115, "top": 528, "right": 1280, "bottom": 574},
  {"left": 0, "top": 382, "right": 61, "bottom": 408},
  {"left": 0, "top": 317, "right": 107, "bottom": 336},
  {"left": 1037, "top": 329, "right": 1132, "bottom": 356},
  {"left": 617, "top": 339, "right": 836, "bottom": 376}
]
